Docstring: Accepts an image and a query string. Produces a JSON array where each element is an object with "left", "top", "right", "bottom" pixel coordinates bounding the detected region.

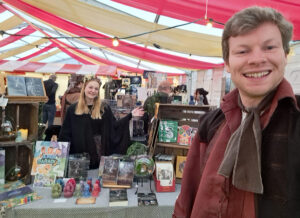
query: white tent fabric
[
  {"left": 22, "top": 0, "right": 222, "bottom": 57},
  {"left": 0, "top": 0, "right": 224, "bottom": 75},
  {"left": 0, "top": 60, "right": 117, "bottom": 75}
]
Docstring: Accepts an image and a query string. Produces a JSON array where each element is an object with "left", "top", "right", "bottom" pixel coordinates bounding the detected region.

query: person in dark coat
[
  {"left": 58, "top": 76, "right": 144, "bottom": 169},
  {"left": 43, "top": 74, "right": 58, "bottom": 126}
]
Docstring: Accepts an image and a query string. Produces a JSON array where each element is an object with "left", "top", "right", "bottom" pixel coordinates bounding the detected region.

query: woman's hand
[{"left": 132, "top": 107, "right": 144, "bottom": 117}]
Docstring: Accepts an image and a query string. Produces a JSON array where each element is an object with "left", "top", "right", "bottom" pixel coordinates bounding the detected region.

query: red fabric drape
[
  {"left": 0, "top": 25, "right": 36, "bottom": 48},
  {"left": 2, "top": 2, "right": 186, "bottom": 75},
  {"left": 52, "top": 40, "right": 186, "bottom": 75},
  {"left": 112, "top": 0, "right": 300, "bottom": 40},
  {"left": 54, "top": 44, "right": 94, "bottom": 65},
  {"left": 0, "top": 60, "right": 117, "bottom": 76},
  {"left": 2, "top": 0, "right": 223, "bottom": 70},
  {"left": 14, "top": 61, "right": 46, "bottom": 72},
  {"left": 18, "top": 42, "right": 54, "bottom": 60},
  {"left": 0, "top": 6, "right": 6, "bottom": 13},
  {"left": 51, "top": 40, "right": 145, "bottom": 74}
]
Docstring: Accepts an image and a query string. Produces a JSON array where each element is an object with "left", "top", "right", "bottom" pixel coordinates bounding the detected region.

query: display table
[{"left": 5, "top": 170, "right": 180, "bottom": 218}]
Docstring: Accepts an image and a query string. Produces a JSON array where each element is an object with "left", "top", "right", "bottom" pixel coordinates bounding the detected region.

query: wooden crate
[
  {"left": 0, "top": 141, "right": 33, "bottom": 184},
  {"left": 149, "top": 104, "right": 215, "bottom": 157},
  {"left": 1, "top": 102, "right": 39, "bottom": 141}
]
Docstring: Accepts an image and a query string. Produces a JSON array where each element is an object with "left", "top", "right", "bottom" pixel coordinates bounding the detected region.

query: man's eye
[
  {"left": 236, "top": 50, "right": 247, "bottom": 54},
  {"left": 266, "top": 45, "right": 274, "bottom": 50}
]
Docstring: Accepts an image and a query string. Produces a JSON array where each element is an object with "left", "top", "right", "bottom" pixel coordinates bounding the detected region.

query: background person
[
  {"left": 143, "top": 81, "right": 172, "bottom": 118},
  {"left": 174, "top": 6, "right": 299, "bottom": 218},
  {"left": 43, "top": 74, "right": 58, "bottom": 127},
  {"left": 60, "top": 74, "right": 84, "bottom": 123},
  {"left": 58, "top": 77, "right": 144, "bottom": 169},
  {"left": 194, "top": 88, "right": 209, "bottom": 105},
  {"left": 143, "top": 80, "right": 172, "bottom": 134}
]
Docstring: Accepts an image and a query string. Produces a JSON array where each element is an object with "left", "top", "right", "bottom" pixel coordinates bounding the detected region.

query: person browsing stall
[
  {"left": 142, "top": 81, "right": 173, "bottom": 135},
  {"left": 143, "top": 81, "right": 172, "bottom": 118},
  {"left": 174, "top": 6, "right": 300, "bottom": 218},
  {"left": 58, "top": 77, "right": 144, "bottom": 169}
]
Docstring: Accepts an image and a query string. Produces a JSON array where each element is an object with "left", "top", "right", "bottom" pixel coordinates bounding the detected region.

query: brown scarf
[{"left": 218, "top": 91, "right": 275, "bottom": 194}]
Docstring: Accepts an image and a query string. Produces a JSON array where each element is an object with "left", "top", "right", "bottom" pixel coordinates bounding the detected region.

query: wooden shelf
[
  {"left": 7, "top": 96, "right": 47, "bottom": 103},
  {"left": 0, "top": 140, "right": 34, "bottom": 184},
  {"left": 0, "top": 140, "right": 33, "bottom": 149},
  {"left": 147, "top": 103, "right": 216, "bottom": 184},
  {"left": 148, "top": 103, "right": 216, "bottom": 158},
  {"left": 156, "top": 142, "right": 190, "bottom": 150}
]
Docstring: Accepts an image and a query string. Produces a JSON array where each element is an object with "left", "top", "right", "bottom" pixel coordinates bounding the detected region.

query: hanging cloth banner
[
  {"left": 2, "top": 0, "right": 223, "bottom": 70},
  {"left": 0, "top": 60, "right": 117, "bottom": 76},
  {"left": 22, "top": 0, "right": 222, "bottom": 57},
  {"left": 18, "top": 43, "right": 55, "bottom": 61},
  {"left": 111, "top": 0, "right": 300, "bottom": 40},
  {"left": 0, "top": 26, "right": 36, "bottom": 48}
]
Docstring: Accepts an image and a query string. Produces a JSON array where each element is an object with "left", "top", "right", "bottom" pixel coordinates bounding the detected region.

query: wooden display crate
[
  {"left": 148, "top": 104, "right": 216, "bottom": 184},
  {"left": 0, "top": 141, "right": 33, "bottom": 184},
  {"left": 149, "top": 103, "right": 215, "bottom": 157},
  {"left": 1, "top": 101, "right": 40, "bottom": 141}
]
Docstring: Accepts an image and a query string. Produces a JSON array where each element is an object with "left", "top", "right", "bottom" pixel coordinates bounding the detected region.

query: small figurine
[
  {"left": 83, "top": 184, "right": 91, "bottom": 197},
  {"left": 91, "top": 183, "right": 100, "bottom": 197},
  {"left": 73, "top": 184, "right": 82, "bottom": 197},
  {"left": 80, "top": 180, "right": 85, "bottom": 193},
  {"left": 95, "top": 179, "right": 101, "bottom": 193},
  {"left": 15, "top": 130, "right": 23, "bottom": 142},
  {"left": 51, "top": 183, "right": 62, "bottom": 198},
  {"left": 95, "top": 178, "right": 100, "bottom": 186},
  {"left": 87, "top": 177, "right": 92, "bottom": 192},
  {"left": 63, "top": 179, "right": 75, "bottom": 198},
  {"left": 68, "top": 178, "right": 76, "bottom": 188},
  {"left": 56, "top": 178, "right": 64, "bottom": 190}
]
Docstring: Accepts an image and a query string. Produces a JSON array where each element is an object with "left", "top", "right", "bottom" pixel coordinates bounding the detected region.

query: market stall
[{"left": 4, "top": 171, "right": 179, "bottom": 218}]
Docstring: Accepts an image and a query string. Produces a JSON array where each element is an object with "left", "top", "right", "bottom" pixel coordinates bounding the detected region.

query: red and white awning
[{"left": 0, "top": 60, "right": 117, "bottom": 76}]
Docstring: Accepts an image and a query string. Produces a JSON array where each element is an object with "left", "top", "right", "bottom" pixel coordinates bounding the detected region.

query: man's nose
[{"left": 247, "top": 49, "right": 267, "bottom": 65}]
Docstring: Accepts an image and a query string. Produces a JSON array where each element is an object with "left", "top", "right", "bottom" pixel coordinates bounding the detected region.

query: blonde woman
[{"left": 59, "top": 77, "right": 144, "bottom": 169}]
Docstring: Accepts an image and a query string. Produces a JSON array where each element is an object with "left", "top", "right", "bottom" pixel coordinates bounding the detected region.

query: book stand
[{"left": 134, "top": 175, "right": 153, "bottom": 194}]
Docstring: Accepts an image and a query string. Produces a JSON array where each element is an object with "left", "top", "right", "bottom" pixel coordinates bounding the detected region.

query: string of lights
[{"left": 0, "top": 40, "right": 145, "bottom": 54}]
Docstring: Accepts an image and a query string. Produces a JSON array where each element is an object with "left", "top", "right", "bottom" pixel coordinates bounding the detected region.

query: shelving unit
[
  {"left": 149, "top": 103, "right": 216, "bottom": 157},
  {"left": 0, "top": 96, "right": 47, "bottom": 184}
]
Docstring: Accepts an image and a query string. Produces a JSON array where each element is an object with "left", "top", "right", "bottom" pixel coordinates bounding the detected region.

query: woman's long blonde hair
[{"left": 75, "top": 77, "right": 102, "bottom": 119}]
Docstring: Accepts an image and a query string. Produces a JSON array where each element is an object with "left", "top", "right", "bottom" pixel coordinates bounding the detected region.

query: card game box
[{"left": 67, "top": 153, "right": 90, "bottom": 181}]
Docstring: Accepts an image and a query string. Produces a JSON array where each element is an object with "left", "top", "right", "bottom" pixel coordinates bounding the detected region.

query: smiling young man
[{"left": 173, "top": 6, "right": 300, "bottom": 218}]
